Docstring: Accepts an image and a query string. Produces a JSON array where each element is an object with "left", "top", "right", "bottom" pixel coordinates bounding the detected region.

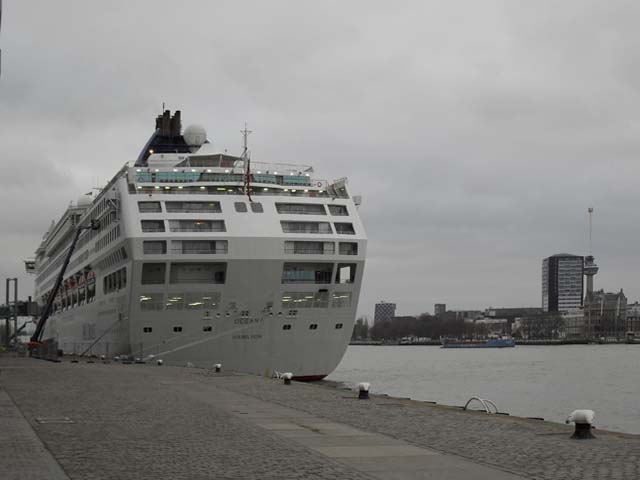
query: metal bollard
[
  {"left": 214, "top": 363, "right": 222, "bottom": 373},
  {"left": 566, "top": 410, "right": 596, "bottom": 439},
  {"left": 358, "top": 382, "right": 370, "bottom": 400},
  {"left": 282, "top": 372, "right": 293, "bottom": 385},
  {"left": 157, "top": 359, "right": 163, "bottom": 366}
]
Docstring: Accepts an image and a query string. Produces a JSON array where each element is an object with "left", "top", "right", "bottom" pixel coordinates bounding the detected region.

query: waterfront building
[
  {"left": 453, "top": 310, "right": 482, "bottom": 321},
  {"left": 626, "top": 301, "right": 640, "bottom": 334},
  {"left": 542, "top": 254, "right": 584, "bottom": 312},
  {"left": 374, "top": 302, "right": 396, "bottom": 325},
  {"left": 434, "top": 303, "right": 446, "bottom": 316},
  {"left": 562, "top": 310, "right": 585, "bottom": 338},
  {"left": 483, "top": 307, "right": 543, "bottom": 335},
  {"left": 584, "top": 289, "right": 627, "bottom": 338}
]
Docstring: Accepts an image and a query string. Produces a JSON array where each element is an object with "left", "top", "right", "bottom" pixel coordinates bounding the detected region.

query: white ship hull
[{"left": 33, "top": 111, "right": 366, "bottom": 380}]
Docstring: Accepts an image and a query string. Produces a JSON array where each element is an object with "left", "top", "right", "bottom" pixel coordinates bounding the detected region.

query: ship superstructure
[{"left": 32, "top": 111, "right": 367, "bottom": 379}]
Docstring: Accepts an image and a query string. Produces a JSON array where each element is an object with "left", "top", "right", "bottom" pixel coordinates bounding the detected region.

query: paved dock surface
[{"left": 1, "top": 356, "right": 638, "bottom": 479}]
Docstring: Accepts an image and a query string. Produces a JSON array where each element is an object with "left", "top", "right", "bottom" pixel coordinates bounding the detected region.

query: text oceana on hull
[{"left": 30, "top": 110, "right": 367, "bottom": 380}]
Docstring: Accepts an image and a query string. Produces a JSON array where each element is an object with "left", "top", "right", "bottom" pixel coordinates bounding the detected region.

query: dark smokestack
[
  {"left": 161, "top": 110, "right": 171, "bottom": 136},
  {"left": 171, "top": 110, "right": 182, "bottom": 137}
]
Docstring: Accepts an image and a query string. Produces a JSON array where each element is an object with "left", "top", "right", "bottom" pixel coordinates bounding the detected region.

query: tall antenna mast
[
  {"left": 588, "top": 207, "right": 594, "bottom": 256},
  {"left": 241, "top": 123, "right": 253, "bottom": 202},
  {"left": 241, "top": 122, "right": 252, "bottom": 159}
]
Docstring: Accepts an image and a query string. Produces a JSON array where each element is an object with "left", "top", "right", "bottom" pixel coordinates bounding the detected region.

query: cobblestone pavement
[
  {"left": 2, "top": 357, "right": 639, "bottom": 480},
  {"left": 0, "top": 358, "right": 371, "bottom": 480},
  {"left": 0, "top": 387, "right": 69, "bottom": 480},
  {"left": 208, "top": 374, "right": 640, "bottom": 480}
]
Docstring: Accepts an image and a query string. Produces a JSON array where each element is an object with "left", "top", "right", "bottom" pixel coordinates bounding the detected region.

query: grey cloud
[{"left": 1, "top": 0, "right": 639, "bottom": 317}]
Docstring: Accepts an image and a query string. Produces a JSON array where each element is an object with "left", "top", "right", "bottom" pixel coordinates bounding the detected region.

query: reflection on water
[{"left": 327, "top": 345, "right": 640, "bottom": 434}]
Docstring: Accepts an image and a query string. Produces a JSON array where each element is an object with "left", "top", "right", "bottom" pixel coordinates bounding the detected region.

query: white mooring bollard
[
  {"left": 157, "top": 359, "right": 163, "bottom": 366},
  {"left": 282, "top": 372, "right": 293, "bottom": 385},
  {"left": 358, "top": 382, "right": 370, "bottom": 400},
  {"left": 566, "top": 409, "right": 596, "bottom": 439},
  {"left": 214, "top": 363, "right": 222, "bottom": 373}
]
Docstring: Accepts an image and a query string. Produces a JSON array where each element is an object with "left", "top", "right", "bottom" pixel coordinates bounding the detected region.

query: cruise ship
[{"left": 30, "top": 110, "right": 367, "bottom": 380}]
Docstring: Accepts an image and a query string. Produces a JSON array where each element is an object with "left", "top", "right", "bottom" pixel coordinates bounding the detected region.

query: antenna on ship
[{"left": 241, "top": 123, "right": 253, "bottom": 202}]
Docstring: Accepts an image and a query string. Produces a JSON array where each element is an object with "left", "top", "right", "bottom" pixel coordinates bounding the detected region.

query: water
[{"left": 327, "top": 345, "right": 640, "bottom": 434}]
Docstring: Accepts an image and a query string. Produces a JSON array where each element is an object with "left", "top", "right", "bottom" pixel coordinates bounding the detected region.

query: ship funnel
[{"left": 156, "top": 110, "right": 182, "bottom": 138}]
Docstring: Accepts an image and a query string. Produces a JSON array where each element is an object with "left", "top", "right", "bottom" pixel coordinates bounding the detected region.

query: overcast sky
[{"left": 1, "top": 1, "right": 640, "bottom": 319}]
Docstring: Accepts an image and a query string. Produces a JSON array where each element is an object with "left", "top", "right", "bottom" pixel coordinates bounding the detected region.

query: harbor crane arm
[{"left": 30, "top": 220, "right": 99, "bottom": 347}]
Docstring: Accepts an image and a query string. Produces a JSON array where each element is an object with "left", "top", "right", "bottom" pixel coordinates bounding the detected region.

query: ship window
[
  {"left": 174, "top": 240, "right": 227, "bottom": 254},
  {"left": 339, "top": 242, "right": 358, "bottom": 255},
  {"left": 282, "top": 324, "right": 292, "bottom": 330},
  {"left": 143, "top": 327, "right": 153, "bottom": 333},
  {"left": 143, "top": 241, "right": 167, "bottom": 254},
  {"left": 173, "top": 326, "right": 183, "bottom": 333},
  {"left": 141, "top": 263, "right": 166, "bottom": 285},
  {"left": 282, "top": 263, "right": 333, "bottom": 284},
  {"left": 169, "top": 263, "right": 227, "bottom": 284},
  {"left": 234, "top": 202, "right": 248, "bottom": 213},
  {"left": 281, "top": 221, "right": 332, "bottom": 234},
  {"left": 284, "top": 241, "right": 334, "bottom": 255},
  {"left": 328, "top": 205, "right": 348, "bottom": 216},
  {"left": 141, "top": 220, "right": 165, "bottom": 233},
  {"left": 281, "top": 291, "right": 329, "bottom": 309},
  {"left": 335, "top": 222, "right": 355, "bottom": 235},
  {"left": 332, "top": 292, "right": 352, "bottom": 308},
  {"left": 250, "top": 202, "right": 263, "bottom": 213},
  {"left": 335, "top": 323, "right": 343, "bottom": 329},
  {"left": 139, "top": 293, "right": 164, "bottom": 311},
  {"left": 179, "top": 292, "right": 221, "bottom": 309},
  {"left": 165, "top": 201, "right": 221, "bottom": 213},
  {"left": 276, "top": 203, "right": 326, "bottom": 215},
  {"left": 309, "top": 324, "right": 318, "bottom": 330},
  {"left": 104, "top": 267, "right": 127, "bottom": 293},
  {"left": 138, "top": 202, "right": 162, "bottom": 213},
  {"left": 336, "top": 263, "right": 356, "bottom": 284},
  {"left": 168, "top": 219, "right": 226, "bottom": 232},
  {"left": 202, "top": 325, "right": 213, "bottom": 332}
]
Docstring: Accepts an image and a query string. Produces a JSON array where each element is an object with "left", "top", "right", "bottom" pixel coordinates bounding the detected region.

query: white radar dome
[
  {"left": 183, "top": 124, "right": 207, "bottom": 147},
  {"left": 77, "top": 195, "right": 93, "bottom": 207}
]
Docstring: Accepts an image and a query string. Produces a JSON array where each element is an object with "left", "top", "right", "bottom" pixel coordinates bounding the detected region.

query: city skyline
[{"left": 2, "top": 2, "right": 640, "bottom": 321}]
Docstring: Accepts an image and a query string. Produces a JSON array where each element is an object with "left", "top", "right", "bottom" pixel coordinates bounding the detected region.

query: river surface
[{"left": 326, "top": 345, "right": 640, "bottom": 434}]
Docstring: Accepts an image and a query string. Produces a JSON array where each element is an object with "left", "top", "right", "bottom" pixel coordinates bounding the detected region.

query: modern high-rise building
[
  {"left": 542, "top": 254, "right": 584, "bottom": 312},
  {"left": 374, "top": 302, "right": 396, "bottom": 325},
  {"left": 434, "top": 304, "right": 447, "bottom": 316}
]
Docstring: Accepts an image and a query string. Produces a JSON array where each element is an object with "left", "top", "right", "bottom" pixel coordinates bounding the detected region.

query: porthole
[
  {"left": 143, "top": 327, "right": 153, "bottom": 333},
  {"left": 282, "top": 324, "right": 292, "bottom": 330},
  {"left": 335, "top": 323, "right": 343, "bottom": 329},
  {"left": 173, "top": 326, "right": 183, "bottom": 333},
  {"left": 309, "top": 324, "right": 318, "bottom": 330}
]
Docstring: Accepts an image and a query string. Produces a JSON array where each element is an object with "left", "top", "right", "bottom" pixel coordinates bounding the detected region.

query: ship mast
[{"left": 241, "top": 123, "right": 252, "bottom": 201}]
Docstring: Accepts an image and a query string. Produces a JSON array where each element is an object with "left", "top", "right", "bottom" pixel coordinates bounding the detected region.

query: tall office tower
[
  {"left": 374, "top": 302, "right": 396, "bottom": 325},
  {"left": 542, "top": 254, "right": 584, "bottom": 312},
  {"left": 434, "top": 304, "right": 447, "bottom": 316}
]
